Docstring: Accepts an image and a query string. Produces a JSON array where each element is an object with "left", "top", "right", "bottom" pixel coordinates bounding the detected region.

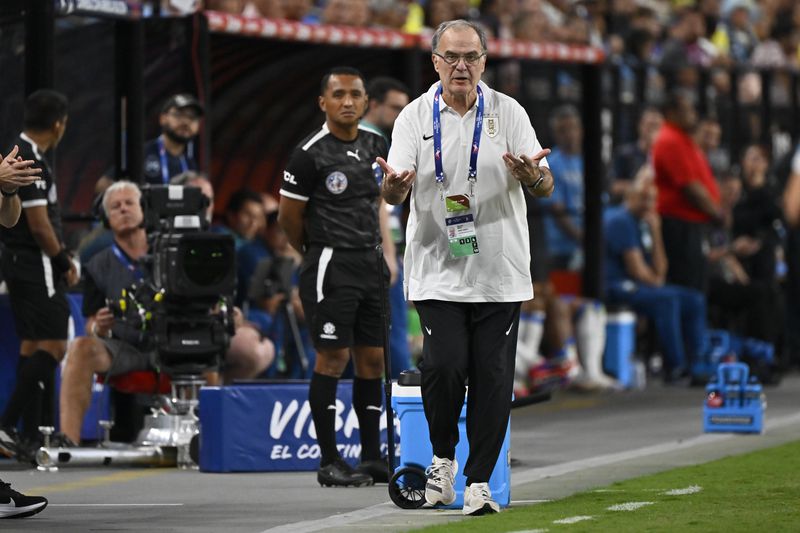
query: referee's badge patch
[
  {"left": 325, "top": 171, "right": 348, "bottom": 195},
  {"left": 484, "top": 114, "right": 498, "bottom": 138}
]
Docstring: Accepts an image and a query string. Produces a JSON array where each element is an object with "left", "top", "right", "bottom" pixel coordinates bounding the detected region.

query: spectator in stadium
[
  {"left": 732, "top": 144, "right": 784, "bottom": 283},
  {"left": 706, "top": 170, "right": 779, "bottom": 346},
  {"left": 604, "top": 172, "right": 707, "bottom": 383},
  {"left": 361, "top": 76, "right": 411, "bottom": 377},
  {"left": 321, "top": 0, "right": 371, "bottom": 27},
  {"left": 0, "top": 147, "right": 48, "bottom": 518},
  {"left": 279, "top": 0, "right": 313, "bottom": 21},
  {"left": 142, "top": 94, "right": 203, "bottom": 186},
  {"left": 378, "top": 19, "right": 553, "bottom": 515},
  {"left": 652, "top": 89, "right": 721, "bottom": 292},
  {"left": 710, "top": 0, "right": 758, "bottom": 64},
  {"left": 0, "top": 90, "right": 78, "bottom": 461},
  {"left": 278, "top": 66, "right": 393, "bottom": 488},
  {"left": 694, "top": 115, "right": 729, "bottom": 178},
  {"left": 540, "top": 104, "right": 584, "bottom": 271},
  {"left": 370, "top": 0, "right": 409, "bottom": 30},
  {"left": 218, "top": 188, "right": 266, "bottom": 250},
  {"left": 423, "top": 0, "right": 456, "bottom": 30},
  {"left": 610, "top": 106, "right": 663, "bottom": 203}
]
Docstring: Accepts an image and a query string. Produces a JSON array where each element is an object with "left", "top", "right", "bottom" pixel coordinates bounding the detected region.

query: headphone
[{"left": 96, "top": 181, "right": 146, "bottom": 230}]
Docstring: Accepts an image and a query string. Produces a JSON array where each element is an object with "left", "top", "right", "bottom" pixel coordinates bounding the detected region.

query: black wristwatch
[{"left": 1, "top": 188, "right": 19, "bottom": 197}]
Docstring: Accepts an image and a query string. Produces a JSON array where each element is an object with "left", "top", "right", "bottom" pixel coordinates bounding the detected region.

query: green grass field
[{"left": 414, "top": 440, "right": 800, "bottom": 532}]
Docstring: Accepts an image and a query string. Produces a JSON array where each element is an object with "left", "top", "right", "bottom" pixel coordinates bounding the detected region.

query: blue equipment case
[
  {"left": 702, "top": 362, "right": 764, "bottom": 434},
  {"left": 391, "top": 383, "right": 511, "bottom": 508}
]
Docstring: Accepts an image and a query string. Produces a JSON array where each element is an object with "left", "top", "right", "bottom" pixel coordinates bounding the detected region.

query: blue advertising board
[{"left": 199, "top": 382, "right": 401, "bottom": 472}]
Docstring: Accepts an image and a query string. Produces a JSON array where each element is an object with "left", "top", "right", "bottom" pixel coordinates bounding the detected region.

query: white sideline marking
[
  {"left": 607, "top": 501, "right": 654, "bottom": 511},
  {"left": 261, "top": 412, "right": 800, "bottom": 533},
  {"left": 553, "top": 515, "right": 594, "bottom": 524},
  {"left": 663, "top": 485, "right": 702, "bottom": 496},
  {"left": 49, "top": 503, "right": 184, "bottom": 507},
  {"left": 512, "top": 499, "right": 552, "bottom": 504},
  {"left": 512, "top": 409, "right": 800, "bottom": 488}
]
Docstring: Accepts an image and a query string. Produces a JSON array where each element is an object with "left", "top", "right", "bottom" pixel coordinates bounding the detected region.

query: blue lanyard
[
  {"left": 111, "top": 242, "right": 145, "bottom": 282},
  {"left": 432, "top": 84, "right": 484, "bottom": 194},
  {"left": 157, "top": 137, "right": 189, "bottom": 185}
]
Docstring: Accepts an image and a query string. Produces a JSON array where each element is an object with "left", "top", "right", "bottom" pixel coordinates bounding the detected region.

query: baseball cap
[{"left": 161, "top": 93, "right": 204, "bottom": 116}]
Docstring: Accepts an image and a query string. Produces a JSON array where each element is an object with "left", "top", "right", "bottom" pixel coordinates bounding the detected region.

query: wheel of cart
[{"left": 388, "top": 463, "right": 427, "bottom": 509}]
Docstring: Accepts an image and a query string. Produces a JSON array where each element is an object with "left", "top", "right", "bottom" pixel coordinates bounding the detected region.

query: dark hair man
[
  {"left": 0, "top": 89, "right": 78, "bottom": 460},
  {"left": 278, "top": 66, "right": 394, "bottom": 488},
  {"left": 0, "top": 145, "right": 48, "bottom": 519},
  {"left": 378, "top": 20, "right": 554, "bottom": 515},
  {"left": 143, "top": 94, "right": 204, "bottom": 185}
]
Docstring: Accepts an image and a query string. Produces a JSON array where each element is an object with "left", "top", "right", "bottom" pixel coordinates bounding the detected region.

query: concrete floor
[{"left": 2, "top": 373, "right": 798, "bottom": 533}]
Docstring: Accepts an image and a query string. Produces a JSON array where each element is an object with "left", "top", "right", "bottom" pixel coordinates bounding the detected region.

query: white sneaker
[
  {"left": 462, "top": 482, "right": 500, "bottom": 516},
  {"left": 424, "top": 455, "right": 458, "bottom": 506}
]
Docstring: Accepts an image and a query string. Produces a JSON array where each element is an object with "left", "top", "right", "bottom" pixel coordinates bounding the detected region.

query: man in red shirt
[{"left": 651, "top": 90, "right": 722, "bottom": 291}]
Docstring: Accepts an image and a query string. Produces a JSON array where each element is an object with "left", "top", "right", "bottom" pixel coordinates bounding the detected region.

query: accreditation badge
[{"left": 444, "top": 193, "right": 479, "bottom": 258}]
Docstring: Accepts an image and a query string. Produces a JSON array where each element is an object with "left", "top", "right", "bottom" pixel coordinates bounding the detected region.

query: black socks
[
  {"left": 309, "top": 372, "right": 339, "bottom": 466},
  {"left": 353, "top": 377, "right": 382, "bottom": 461},
  {"left": 1, "top": 350, "right": 58, "bottom": 440}
]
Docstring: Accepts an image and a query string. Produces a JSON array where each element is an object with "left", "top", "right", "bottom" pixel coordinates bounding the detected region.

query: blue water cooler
[{"left": 391, "top": 384, "right": 511, "bottom": 508}]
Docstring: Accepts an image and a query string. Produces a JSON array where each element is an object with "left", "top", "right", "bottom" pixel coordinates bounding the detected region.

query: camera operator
[{"left": 59, "top": 180, "right": 270, "bottom": 444}]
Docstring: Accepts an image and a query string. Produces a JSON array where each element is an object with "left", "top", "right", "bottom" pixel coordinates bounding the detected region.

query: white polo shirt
[{"left": 388, "top": 81, "right": 548, "bottom": 303}]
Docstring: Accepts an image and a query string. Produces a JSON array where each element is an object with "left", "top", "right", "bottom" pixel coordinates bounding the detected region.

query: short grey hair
[
  {"left": 102, "top": 180, "right": 141, "bottom": 214},
  {"left": 431, "top": 19, "right": 488, "bottom": 54}
]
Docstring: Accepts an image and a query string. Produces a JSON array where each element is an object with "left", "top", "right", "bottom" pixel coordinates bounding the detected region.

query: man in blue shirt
[
  {"left": 540, "top": 105, "right": 584, "bottom": 270},
  {"left": 604, "top": 173, "right": 706, "bottom": 382}
]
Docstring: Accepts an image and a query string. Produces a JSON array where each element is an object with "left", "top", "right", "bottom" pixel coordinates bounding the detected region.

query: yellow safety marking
[{"left": 24, "top": 469, "right": 167, "bottom": 495}]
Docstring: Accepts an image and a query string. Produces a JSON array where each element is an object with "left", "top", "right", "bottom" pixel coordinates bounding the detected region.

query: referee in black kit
[
  {"left": 278, "top": 66, "right": 396, "bottom": 487},
  {"left": 0, "top": 90, "right": 78, "bottom": 459}
]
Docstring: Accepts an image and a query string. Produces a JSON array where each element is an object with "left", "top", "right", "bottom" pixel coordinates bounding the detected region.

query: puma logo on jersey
[
  {"left": 346, "top": 150, "right": 361, "bottom": 161},
  {"left": 283, "top": 170, "right": 297, "bottom": 185}
]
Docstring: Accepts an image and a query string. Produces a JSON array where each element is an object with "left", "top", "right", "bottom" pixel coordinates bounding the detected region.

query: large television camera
[{"left": 125, "top": 185, "right": 236, "bottom": 375}]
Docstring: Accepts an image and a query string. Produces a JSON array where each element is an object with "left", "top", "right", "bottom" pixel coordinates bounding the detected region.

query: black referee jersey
[
  {"left": 0, "top": 133, "right": 64, "bottom": 250},
  {"left": 280, "top": 124, "right": 388, "bottom": 249}
]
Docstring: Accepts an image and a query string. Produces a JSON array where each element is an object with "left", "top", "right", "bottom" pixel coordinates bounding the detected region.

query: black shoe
[
  {"left": 0, "top": 481, "right": 48, "bottom": 519},
  {"left": 0, "top": 427, "right": 22, "bottom": 459},
  {"left": 355, "top": 458, "right": 390, "bottom": 484},
  {"left": 318, "top": 458, "right": 374, "bottom": 487}
]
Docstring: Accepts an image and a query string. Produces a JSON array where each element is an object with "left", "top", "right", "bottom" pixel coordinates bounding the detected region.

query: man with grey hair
[
  {"left": 378, "top": 19, "right": 554, "bottom": 515},
  {"left": 59, "top": 180, "right": 152, "bottom": 444}
]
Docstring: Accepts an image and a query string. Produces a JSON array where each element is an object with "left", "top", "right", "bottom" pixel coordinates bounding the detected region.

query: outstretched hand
[
  {"left": 376, "top": 157, "right": 416, "bottom": 205},
  {"left": 0, "top": 145, "right": 42, "bottom": 193},
  {"left": 502, "top": 148, "right": 551, "bottom": 187}
]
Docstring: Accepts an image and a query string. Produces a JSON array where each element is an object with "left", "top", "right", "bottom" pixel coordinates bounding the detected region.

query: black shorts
[
  {"left": 299, "top": 246, "right": 389, "bottom": 350},
  {"left": 1, "top": 248, "right": 70, "bottom": 340}
]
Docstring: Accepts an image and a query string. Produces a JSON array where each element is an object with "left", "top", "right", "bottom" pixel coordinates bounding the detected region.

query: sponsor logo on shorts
[{"left": 320, "top": 321, "right": 338, "bottom": 340}]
